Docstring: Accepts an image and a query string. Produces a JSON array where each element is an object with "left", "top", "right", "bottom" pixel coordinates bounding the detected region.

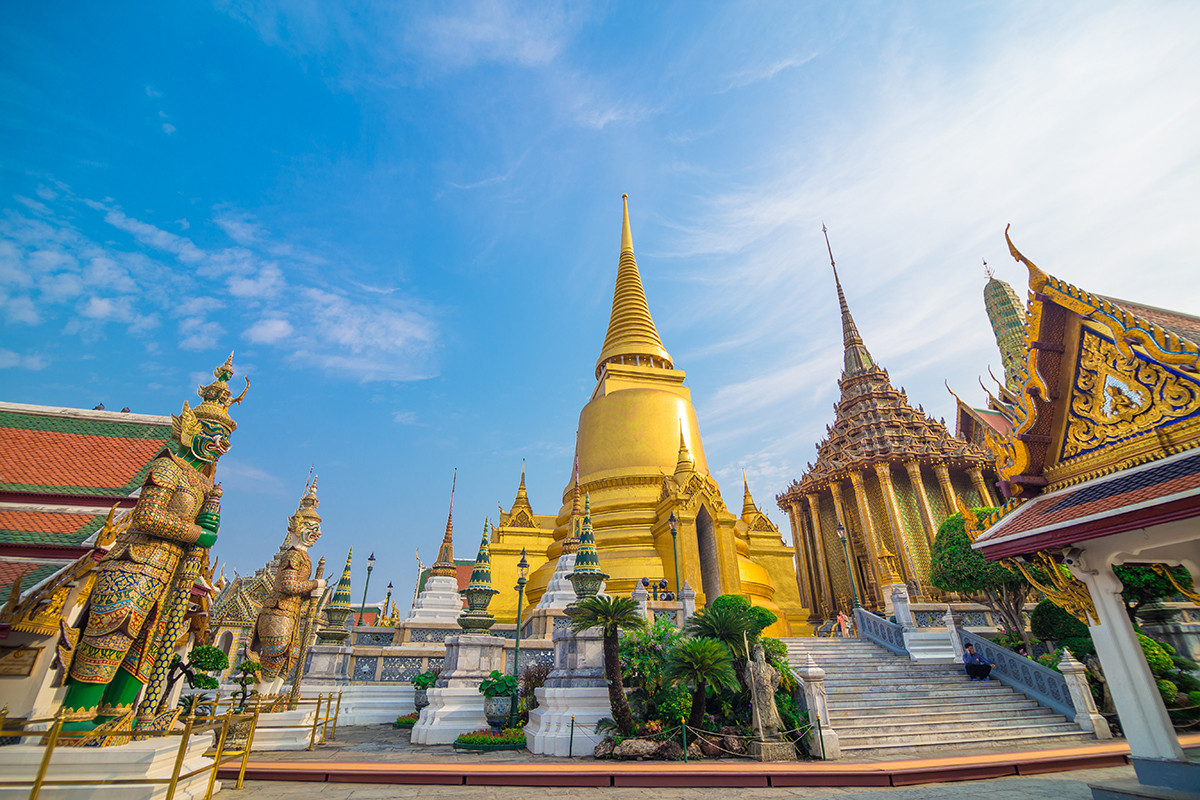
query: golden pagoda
[
  {"left": 776, "top": 229, "right": 999, "bottom": 618},
  {"left": 512, "top": 195, "right": 805, "bottom": 636}
]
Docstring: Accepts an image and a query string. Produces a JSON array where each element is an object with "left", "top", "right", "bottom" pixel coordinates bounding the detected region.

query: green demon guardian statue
[
  {"left": 246, "top": 477, "right": 326, "bottom": 696},
  {"left": 61, "top": 356, "right": 246, "bottom": 729}
]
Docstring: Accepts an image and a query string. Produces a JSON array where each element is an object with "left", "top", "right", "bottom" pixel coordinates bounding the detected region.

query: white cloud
[
  {"left": 392, "top": 410, "right": 417, "bottom": 424},
  {"left": 178, "top": 317, "right": 226, "bottom": 351},
  {"left": 244, "top": 316, "right": 294, "bottom": 344},
  {"left": 227, "top": 262, "right": 283, "bottom": 298},
  {"left": 412, "top": 2, "right": 579, "bottom": 70},
  {"left": 214, "top": 212, "right": 264, "bottom": 245},
  {"left": 99, "top": 206, "right": 206, "bottom": 263},
  {"left": 2, "top": 294, "right": 41, "bottom": 325},
  {"left": 161, "top": 122, "right": 176, "bottom": 135},
  {"left": 0, "top": 348, "right": 48, "bottom": 370}
]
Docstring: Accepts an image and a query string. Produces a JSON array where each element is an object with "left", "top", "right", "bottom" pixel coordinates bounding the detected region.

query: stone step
[
  {"left": 828, "top": 692, "right": 1025, "bottom": 711},
  {"left": 832, "top": 711, "right": 1068, "bottom": 737},
  {"left": 823, "top": 679, "right": 1005, "bottom": 692},
  {"left": 829, "top": 702, "right": 1055, "bottom": 724},
  {"left": 841, "top": 730, "right": 1096, "bottom": 756},
  {"left": 824, "top": 684, "right": 1016, "bottom": 701},
  {"left": 813, "top": 664, "right": 967, "bottom": 675},
  {"left": 838, "top": 719, "right": 1083, "bottom": 747}
]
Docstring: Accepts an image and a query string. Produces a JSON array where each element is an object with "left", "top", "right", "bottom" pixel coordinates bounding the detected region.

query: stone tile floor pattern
[
  {"left": 265, "top": 724, "right": 1127, "bottom": 764},
  {"left": 229, "top": 764, "right": 1136, "bottom": 800}
]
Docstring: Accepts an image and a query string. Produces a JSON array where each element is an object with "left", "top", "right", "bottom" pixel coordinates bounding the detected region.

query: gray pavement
[{"left": 225, "top": 764, "right": 1135, "bottom": 799}]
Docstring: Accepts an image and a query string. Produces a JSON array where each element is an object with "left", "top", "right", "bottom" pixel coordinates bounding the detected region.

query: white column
[
  {"left": 1059, "top": 649, "right": 1111, "bottom": 738},
  {"left": 1070, "top": 561, "right": 1183, "bottom": 761},
  {"left": 796, "top": 655, "right": 840, "bottom": 760}
]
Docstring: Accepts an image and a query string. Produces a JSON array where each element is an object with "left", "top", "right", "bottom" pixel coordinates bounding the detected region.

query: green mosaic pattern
[
  {"left": 0, "top": 411, "right": 172, "bottom": 440},
  {"left": 0, "top": 514, "right": 106, "bottom": 546},
  {"left": 891, "top": 469, "right": 933, "bottom": 583}
]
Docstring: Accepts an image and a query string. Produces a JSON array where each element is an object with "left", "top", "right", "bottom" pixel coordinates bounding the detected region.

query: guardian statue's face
[{"left": 191, "top": 420, "right": 232, "bottom": 464}]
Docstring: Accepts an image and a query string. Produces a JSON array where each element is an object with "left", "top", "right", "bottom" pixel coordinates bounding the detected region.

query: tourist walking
[{"left": 963, "top": 643, "right": 996, "bottom": 680}]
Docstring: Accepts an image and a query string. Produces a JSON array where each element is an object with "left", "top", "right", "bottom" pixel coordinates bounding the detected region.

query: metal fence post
[
  {"left": 307, "top": 694, "right": 323, "bottom": 751},
  {"left": 166, "top": 712, "right": 196, "bottom": 800},
  {"left": 29, "top": 709, "right": 65, "bottom": 800},
  {"left": 330, "top": 690, "right": 342, "bottom": 740}
]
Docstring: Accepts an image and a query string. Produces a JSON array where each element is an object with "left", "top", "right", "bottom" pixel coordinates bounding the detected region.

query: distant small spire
[
  {"left": 563, "top": 454, "right": 582, "bottom": 555},
  {"left": 983, "top": 258, "right": 993, "bottom": 280},
  {"left": 741, "top": 470, "right": 757, "bottom": 519},
  {"left": 674, "top": 423, "right": 694, "bottom": 474},
  {"left": 431, "top": 470, "right": 458, "bottom": 577}
]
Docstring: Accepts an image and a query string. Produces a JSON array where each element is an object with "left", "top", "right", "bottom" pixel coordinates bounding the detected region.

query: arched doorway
[
  {"left": 695, "top": 506, "right": 722, "bottom": 604},
  {"left": 217, "top": 631, "right": 233, "bottom": 656}
]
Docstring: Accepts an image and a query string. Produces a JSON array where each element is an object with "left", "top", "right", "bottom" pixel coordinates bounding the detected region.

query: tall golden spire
[
  {"left": 509, "top": 459, "right": 533, "bottom": 515},
  {"left": 431, "top": 469, "right": 457, "bottom": 577},
  {"left": 562, "top": 455, "right": 582, "bottom": 555},
  {"left": 823, "top": 224, "right": 876, "bottom": 377},
  {"left": 742, "top": 470, "right": 757, "bottom": 519},
  {"left": 594, "top": 194, "right": 674, "bottom": 379}
]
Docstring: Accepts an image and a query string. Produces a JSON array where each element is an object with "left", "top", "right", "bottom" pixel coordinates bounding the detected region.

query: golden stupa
[{"left": 486, "top": 195, "right": 806, "bottom": 636}]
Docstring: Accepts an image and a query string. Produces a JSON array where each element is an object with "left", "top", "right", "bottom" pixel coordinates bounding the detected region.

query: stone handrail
[
  {"left": 854, "top": 607, "right": 907, "bottom": 656},
  {"left": 959, "top": 629, "right": 1073, "bottom": 719}
]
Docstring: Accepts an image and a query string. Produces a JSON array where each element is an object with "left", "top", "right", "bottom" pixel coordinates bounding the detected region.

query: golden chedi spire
[
  {"left": 742, "top": 470, "right": 757, "bottom": 519},
  {"left": 562, "top": 455, "right": 582, "bottom": 555},
  {"left": 594, "top": 194, "right": 674, "bottom": 379},
  {"left": 431, "top": 469, "right": 457, "bottom": 577},
  {"left": 674, "top": 424, "right": 695, "bottom": 474}
]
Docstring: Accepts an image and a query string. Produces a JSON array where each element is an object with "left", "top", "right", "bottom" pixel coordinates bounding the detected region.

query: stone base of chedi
[
  {"left": 0, "top": 733, "right": 217, "bottom": 800},
  {"left": 748, "top": 739, "right": 796, "bottom": 762},
  {"left": 525, "top": 625, "right": 610, "bottom": 758},
  {"left": 410, "top": 633, "right": 506, "bottom": 745}
]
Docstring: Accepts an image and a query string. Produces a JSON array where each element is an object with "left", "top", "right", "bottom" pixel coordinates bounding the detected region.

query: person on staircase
[{"left": 963, "top": 643, "right": 996, "bottom": 681}]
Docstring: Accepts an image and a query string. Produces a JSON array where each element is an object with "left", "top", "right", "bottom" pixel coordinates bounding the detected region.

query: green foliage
[
  {"left": 454, "top": 727, "right": 525, "bottom": 746},
  {"left": 761, "top": 637, "right": 796, "bottom": 691},
  {"left": 394, "top": 713, "right": 418, "bottom": 728},
  {"left": 1189, "top": 691, "right": 1200, "bottom": 708},
  {"left": 619, "top": 614, "right": 688, "bottom": 724},
  {"left": 929, "top": 511, "right": 1017, "bottom": 594},
  {"left": 1114, "top": 565, "right": 1195, "bottom": 617},
  {"left": 1139, "top": 633, "right": 1173, "bottom": 675},
  {"left": 711, "top": 594, "right": 777, "bottom": 635},
  {"left": 188, "top": 645, "right": 229, "bottom": 673},
  {"left": 412, "top": 669, "right": 439, "bottom": 690},
  {"left": 519, "top": 661, "right": 551, "bottom": 705},
  {"left": 1030, "top": 599, "right": 1088, "bottom": 641},
  {"left": 192, "top": 674, "right": 219, "bottom": 690},
  {"left": 1157, "top": 679, "right": 1179, "bottom": 705},
  {"left": 478, "top": 670, "right": 518, "bottom": 698},
  {"left": 684, "top": 602, "right": 758, "bottom": 659},
  {"left": 1035, "top": 650, "right": 1063, "bottom": 673},
  {"left": 230, "top": 661, "right": 260, "bottom": 712},
  {"left": 665, "top": 637, "right": 741, "bottom": 728},
  {"left": 568, "top": 595, "right": 645, "bottom": 638}
]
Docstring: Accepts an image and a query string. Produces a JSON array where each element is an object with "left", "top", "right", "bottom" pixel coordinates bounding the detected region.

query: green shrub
[
  {"left": 1035, "top": 650, "right": 1063, "bottom": 673},
  {"left": 394, "top": 713, "right": 417, "bottom": 727},
  {"left": 1157, "top": 679, "right": 1178, "bottom": 705},
  {"left": 1188, "top": 691, "right": 1200, "bottom": 708},
  {"left": 412, "top": 669, "right": 439, "bottom": 690},
  {"left": 454, "top": 727, "right": 525, "bottom": 746},
  {"left": 1139, "top": 634, "right": 1173, "bottom": 675},
  {"left": 478, "top": 670, "right": 518, "bottom": 698},
  {"left": 711, "top": 594, "right": 777, "bottom": 635}
]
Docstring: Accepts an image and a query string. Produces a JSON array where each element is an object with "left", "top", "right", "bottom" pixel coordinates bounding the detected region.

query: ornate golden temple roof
[
  {"left": 780, "top": 241, "right": 992, "bottom": 498},
  {"left": 594, "top": 195, "right": 674, "bottom": 379}
]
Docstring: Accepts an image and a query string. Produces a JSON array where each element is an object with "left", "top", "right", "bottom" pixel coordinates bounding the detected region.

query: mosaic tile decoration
[
  {"left": 380, "top": 656, "right": 426, "bottom": 682},
  {"left": 352, "top": 656, "right": 378, "bottom": 680},
  {"left": 355, "top": 631, "right": 394, "bottom": 646}
]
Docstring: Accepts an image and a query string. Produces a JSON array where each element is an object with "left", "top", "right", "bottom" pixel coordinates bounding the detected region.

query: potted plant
[
  {"left": 223, "top": 660, "right": 262, "bottom": 750},
  {"left": 412, "top": 667, "right": 440, "bottom": 712},
  {"left": 478, "top": 670, "right": 518, "bottom": 732}
]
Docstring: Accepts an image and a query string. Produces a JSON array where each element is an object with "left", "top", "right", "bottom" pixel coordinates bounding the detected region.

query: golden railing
[
  {"left": 0, "top": 704, "right": 260, "bottom": 800},
  {"left": 206, "top": 691, "right": 342, "bottom": 750}
]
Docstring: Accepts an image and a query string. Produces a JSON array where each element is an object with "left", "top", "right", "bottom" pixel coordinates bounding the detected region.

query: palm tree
[
  {"left": 684, "top": 603, "right": 758, "bottom": 661},
  {"left": 568, "top": 595, "right": 645, "bottom": 735},
  {"left": 665, "top": 637, "right": 740, "bottom": 730}
]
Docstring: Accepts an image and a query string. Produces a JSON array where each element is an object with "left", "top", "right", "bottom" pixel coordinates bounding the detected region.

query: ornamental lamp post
[
  {"left": 358, "top": 552, "right": 376, "bottom": 625},
  {"left": 383, "top": 581, "right": 393, "bottom": 621},
  {"left": 509, "top": 548, "right": 529, "bottom": 728},
  {"left": 668, "top": 512, "right": 681, "bottom": 599},
  {"left": 835, "top": 523, "right": 861, "bottom": 610}
]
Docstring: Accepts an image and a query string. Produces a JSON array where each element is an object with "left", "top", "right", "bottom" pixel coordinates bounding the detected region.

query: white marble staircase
[{"left": 783, "top": 637, "right": 1097, "bottom": 758}]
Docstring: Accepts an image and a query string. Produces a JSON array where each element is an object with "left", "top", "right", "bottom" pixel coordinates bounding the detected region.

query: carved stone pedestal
[
  {"left": 749, "top": 739, "right": 796, "bottom": 762},
  {"left": 410, "top": 633, "right": 505, "bottom": 745},
  {"left": 525, "top": 625, "right": 610, "bottom": 758}
]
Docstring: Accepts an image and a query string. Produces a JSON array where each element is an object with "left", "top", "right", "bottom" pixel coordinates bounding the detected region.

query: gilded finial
[
  {"left": 741, "top": 470, "right": 757, "bottom": 519},
  {"left": 1004, "top": 224, "right": 1049, "bottom": 291},
  {"left": 983, "top": 258, "right": 993, "bottom": 280},
  {"left": 675, "top": 423, "right": 694, "bottom": 474}
]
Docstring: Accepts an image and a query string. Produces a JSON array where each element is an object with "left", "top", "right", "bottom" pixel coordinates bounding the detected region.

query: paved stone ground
[
  {"left": 264, "top": 724, "right": 1122, "bottom": 763},
  {"left": 226, "top": 764, "right": 1136, "bottom": 800}
]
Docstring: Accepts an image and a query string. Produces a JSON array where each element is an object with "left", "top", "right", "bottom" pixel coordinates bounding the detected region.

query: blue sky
[{"left": 3, "top": 1, "right": 1198, "bottom": 608}]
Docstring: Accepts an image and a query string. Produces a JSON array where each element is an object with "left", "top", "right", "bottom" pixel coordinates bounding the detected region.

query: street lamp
[
  {"left": 509, "top": 548, "right": 529, "bottom": 728},
  {"left": 835, "top": 523, "right": 861, "bottom": 610},
  {"left": 358, "top": 552, "right": 376, "bottom": 625},
  {"left": 383, "top": 581, "right": 394, "bottom": 622},
  {"left": 668, "top": 512, "right": 681, "bottom": 600}
]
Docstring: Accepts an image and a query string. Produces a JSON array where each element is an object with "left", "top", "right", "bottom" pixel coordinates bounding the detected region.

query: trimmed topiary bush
[
  {"left": 1030, "top": 599, "right": 1095, "bottom": 657},
  {"left": 1138, "top": 633, "right": 1173, "bottom": 675},
  {"left": 1157, "top": 679, "right": 1179, "bottom": 705}
]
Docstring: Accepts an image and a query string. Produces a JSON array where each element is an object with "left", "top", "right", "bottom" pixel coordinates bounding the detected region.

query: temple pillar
[
  {"left": 1069, "top": 559, "right": 1183, "bottom": 762},
  {"left": 804, "top": 493, "right": 834, "bottom": 617},
  {"left": 786, "top": 502, "right": 813, "bottom": 612},
  {"left": 844, "top": 473, "right": 885, "bottom": 608},
  {"left": 874, "top": 462, "right": 920, "bottom": 590},
  {"left": 904, "top": 460, "right": 939, "bottom": 550},
  {"left": 933, "top": 462, "right": 956, "bottom": 511},
  {"left": 967, "top": 466, "right": 997, "bottom": 508}
]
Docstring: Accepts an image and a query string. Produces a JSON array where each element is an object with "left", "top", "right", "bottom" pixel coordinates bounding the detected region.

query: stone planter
[
  {"left": 483, "top": 696, "right": 512, "bottom": 732},
  {"left": 413, "top": 688, "right": 429, "bottom": 713}
]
